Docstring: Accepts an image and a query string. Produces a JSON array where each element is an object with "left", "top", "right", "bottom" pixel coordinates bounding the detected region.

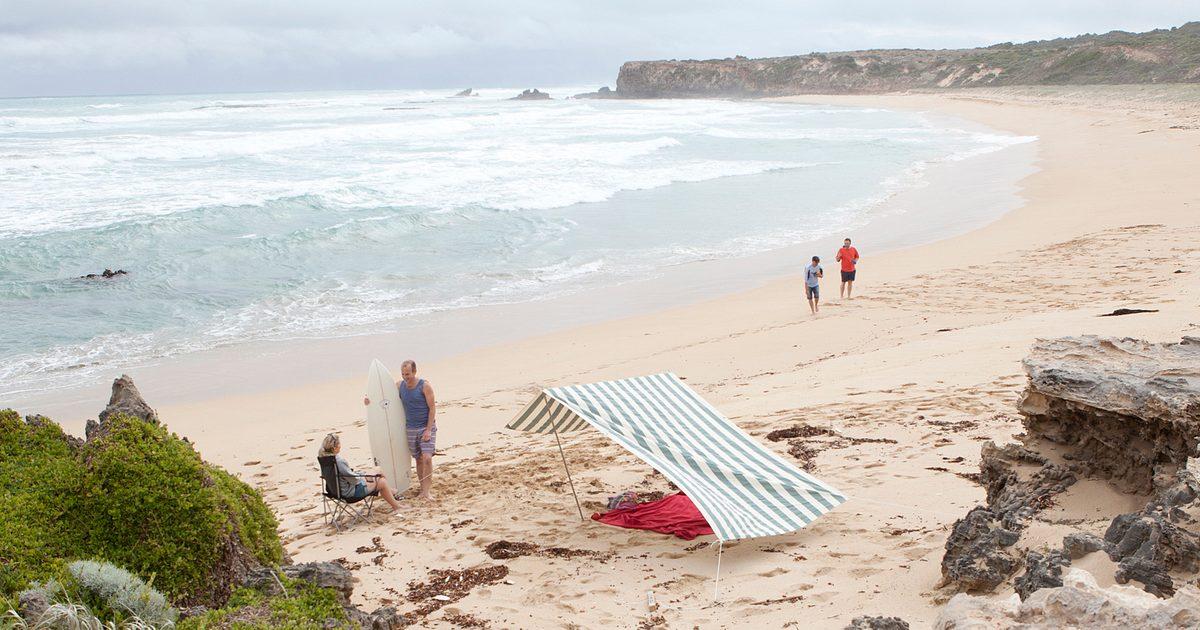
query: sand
[{"left": 111, "top": 87, "right": 1200, "bottom": 627}]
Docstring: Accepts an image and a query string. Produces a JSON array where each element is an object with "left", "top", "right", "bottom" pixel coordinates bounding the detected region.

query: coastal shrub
[
  {"left": 178, "top": 576, "right": 349, "bottom": 629},
  {"left": 0, "top": 409, "right": 85, "bottom": 595},
  {"left": 0, "top": 410, "right": 282, "bottom": 607},
  {"left": 79, "top": 414, "right": 283, "bottom": 602},
  {"left": 68, "top": 560, "right": 177, "bottom": 626}
]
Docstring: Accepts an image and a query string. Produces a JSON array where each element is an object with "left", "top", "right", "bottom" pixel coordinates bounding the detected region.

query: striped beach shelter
[{"left": 508, "top": 373, "right": 847, "bottom": 589}]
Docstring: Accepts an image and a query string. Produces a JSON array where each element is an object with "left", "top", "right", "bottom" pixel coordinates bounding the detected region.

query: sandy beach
[{"left": 50, "top": 87, "right": 1200, "bottom": 627}]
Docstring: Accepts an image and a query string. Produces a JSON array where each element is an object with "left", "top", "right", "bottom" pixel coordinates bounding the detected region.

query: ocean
[{"left": 0, "top": 87, "right": 1035, "bottom": 400}]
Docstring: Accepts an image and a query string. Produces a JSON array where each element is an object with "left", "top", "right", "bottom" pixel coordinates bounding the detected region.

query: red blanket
[{"left": 591, "top": 493, "right": 715, "bottom": 540}]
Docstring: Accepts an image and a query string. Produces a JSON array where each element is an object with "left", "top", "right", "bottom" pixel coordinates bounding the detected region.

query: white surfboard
[{"left": 366, "top": 359, "right": 411, "bottom": 493}]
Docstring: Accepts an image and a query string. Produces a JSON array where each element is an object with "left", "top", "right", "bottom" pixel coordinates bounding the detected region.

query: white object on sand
[{"left": 366, "top": 359, "right": 411, "bottom": 493}]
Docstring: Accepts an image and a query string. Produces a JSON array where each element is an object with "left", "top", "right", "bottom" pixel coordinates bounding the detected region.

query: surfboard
[{"left": 365, "top": 359, "right": 411, "bottom": 493}]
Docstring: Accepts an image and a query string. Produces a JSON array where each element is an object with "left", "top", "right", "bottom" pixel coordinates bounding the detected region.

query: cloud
[{"left": 0, "top": 1, "right": 1195, "bottom": 97}]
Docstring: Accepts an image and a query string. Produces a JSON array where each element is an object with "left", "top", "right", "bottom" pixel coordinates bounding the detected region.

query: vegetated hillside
[{"left": 615, "top": 21, "right": 1200, "bottom": 97}]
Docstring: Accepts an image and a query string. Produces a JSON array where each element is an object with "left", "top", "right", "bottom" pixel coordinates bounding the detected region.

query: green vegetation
[
  {"left": 0, "top": 410, "right": 282, "bottom": 605},
  {"left": 9, "top": 560, "right": 177, "bottom": 628},
  {"left": 178, "top": 576, "right": 350, "bottom": 630}
]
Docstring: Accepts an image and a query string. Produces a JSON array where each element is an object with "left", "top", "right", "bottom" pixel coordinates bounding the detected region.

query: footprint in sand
[{"left": 757, "top": 567, "right": 789, "bottom": 577}]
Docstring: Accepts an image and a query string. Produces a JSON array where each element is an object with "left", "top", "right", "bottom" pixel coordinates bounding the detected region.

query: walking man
[
  {"left": 804, "top": 255, "right": 823, "bottom": 315},
  {"left": 835, "top": 237, "right": 860, "bottom": 299}
]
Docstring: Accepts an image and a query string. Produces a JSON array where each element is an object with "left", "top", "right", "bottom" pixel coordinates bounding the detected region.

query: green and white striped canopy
[{"left": 508, "top": 373, "right": 847, "bottom": 541}]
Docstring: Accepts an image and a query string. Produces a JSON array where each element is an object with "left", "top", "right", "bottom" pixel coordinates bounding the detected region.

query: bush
[
  {"left": 68, "top": 560, "right": 176, "bottom": 626},
  {"left": 178, "top": 576, "right": 349, "bottom": 630},
  {"left": 0, "top": 409, "right": 85, "bottom": 595},
  {"left": 0, "top": 411, "right": 283, "bottom": 606}
]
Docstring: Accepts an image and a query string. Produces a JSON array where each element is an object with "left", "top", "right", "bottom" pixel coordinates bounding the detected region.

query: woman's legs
[{"left": 366, "top": 475, "right": 402, "bottom": 509}]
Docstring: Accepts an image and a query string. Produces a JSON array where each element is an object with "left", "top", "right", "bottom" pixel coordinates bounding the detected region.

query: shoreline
[{"left": 9, "top": 104, "right": 1037, "bottom": 434}]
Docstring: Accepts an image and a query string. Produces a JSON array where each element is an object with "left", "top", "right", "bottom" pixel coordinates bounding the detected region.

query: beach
[{"left": 22, "top": 87, "right": 1200, "bottom": 627}]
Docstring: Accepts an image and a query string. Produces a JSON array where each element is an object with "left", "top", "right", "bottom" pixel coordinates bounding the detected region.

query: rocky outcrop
[
  {"left": 615, "top": 22, "right": 1200, "bottom": 98},
  {"left": 242, "top": 562, "right": 403, "bottom": 628},
  {"left": 573, "top": 86, "right": 617, "bottom": 99},
  {"left": 80, "top": 269, "right": 128, "bottom": 279},
  {"left": 844, "top": 616, "right": 909, "bottom": 629},
  {"left": 1018, "top": 336, "right": 1200, "bottom": 494},
  {"left": 1014, "top": 550, "right": 1070, "bottom": 601},
  {"left": 941, "top": 336, "right": 1200, "bottom": 597},
  {"left": 88, "top": 374, "right": 159, "bottom": 441},
  {"left": 940, "top": 506, "right": 1022, "bottom": 593},
  {"left": 935, "top": 568, "right": 1200, "bottom": 629},
  {"left": 453, "top": 88, "right": 475, "bottom": 97},
  {"left": 1062, "top": 532, "right": 1105, "bottom": 559},
  {"left": 940, "top": 442, "right": 1077, "bottom": 592},
  {"left": 509, "top": 89, "right": 551, "bottom": 101}
]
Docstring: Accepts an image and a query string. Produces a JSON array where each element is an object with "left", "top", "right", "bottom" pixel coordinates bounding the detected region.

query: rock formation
[
  {"left": 453, "top": 88, "right": 476, "bottom": 97},
  {"left": 509, "top": 88, "right": 551, "bottom": 101},
  {"left": 88, "top": 374, "right": 159, "bottom": 440},
  {"left": 615, "top": 22, "right": 1200, "bottom": 98},
  {"left": 844, "top": 615, "right": 910, "bottom": 629},
  {"left": 243, "top": 562, "right": 401, "bottom": 628},
  {"left": 573, "top": 86, "right": 617, "bottom": 99},
  {"left": 1018, "top": 335, "right": 1200, "bottom": 494},
  {"left": 934, "top": 568, "right": 1200, "bottom": 629},
  {"left": 80, "top": 269, "right": 128, "bottom": 279},
  {"left": 941, "top": 336, "right": 1200, "bottom": 598}
]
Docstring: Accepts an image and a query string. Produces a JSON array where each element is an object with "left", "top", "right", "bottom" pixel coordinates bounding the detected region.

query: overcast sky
[{"left": 1, "top": 1, "right": 1195, "bottom": 97}]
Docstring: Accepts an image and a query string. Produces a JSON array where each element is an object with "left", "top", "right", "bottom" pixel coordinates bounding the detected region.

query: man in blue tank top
[{"left": 396, "top": 359, "right": 437, "bottom": 501}]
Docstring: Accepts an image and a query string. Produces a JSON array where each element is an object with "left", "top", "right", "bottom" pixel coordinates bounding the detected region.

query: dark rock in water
[
  {"left": 245, "top": 562, "right": 353, "bottom": 604},
  {"left": 845, "top": 616, "right": 909, "bottom": 630},
  {"left": 80, "top": 268, "right": 128, "bottom": 279},
  {"left": 573, "top": 86, "right": 618, "bottom": 99},
  {"left": 940, "top": 506, "right": 1022, "bottom": 592},
  {"left": 509, "top": 88, "right": 551, "bottom": 101},
  {"left": 453, "top": 88, "right": 476, "bottom": 97},
  {"left": 1114, "top": 556, "right": 1175, "bottom": 597},
  {"left": 97, "top": 374, "right": 159, "bottom": 428},
  {"left": 1015, "top": 550, "right": 1070, "bottom": 600},
  {"left": 1063, "top": 532, "right": 1106, "bottom": 559},
  {"left": 1018, "top": 335, "right": 1200, "bottom": 494}
]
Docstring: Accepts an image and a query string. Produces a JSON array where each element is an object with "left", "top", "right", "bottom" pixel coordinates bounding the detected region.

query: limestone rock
[
  {"left": 80, "top": 269, "right": 128, "bottom": 279},
  {"left": 453, "top": 88, "right": 475, "bottom": 97},
  {"left": 1014, "top": 550, "right": 1070, "bottom": 600},
  {"left": 509, "top": 88, "right": 551, "bottom": 101},
  {"left": 1063, "top": 532, "right": 1106, "bottom": 559},
  {"left": 97, "top": 374, "right": 159, "bottom": 427},
  {"left": 1018, "top": 335, "right": 1200, "bottom": 494},
  {"left": 244, "top": 562, "right": 353, "bottom": 604},
  {"left": 844, "top": 616, "right": 909, "bottom": 629},
  {"left": 934, "top": 568, "right": 1200, "bottom": 629},
  {"left": 940, "top": 506, "right": 1022, "bottom": 592}
]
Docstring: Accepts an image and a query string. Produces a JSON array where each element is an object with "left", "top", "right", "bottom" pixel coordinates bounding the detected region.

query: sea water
[{"left": 0, "top": 87, "right": 1034, "bottom": 399}]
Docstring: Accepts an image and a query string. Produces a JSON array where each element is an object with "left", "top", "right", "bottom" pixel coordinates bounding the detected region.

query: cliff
[{"left": 616, "top": 22, "right": 1200, "bottom": 98}]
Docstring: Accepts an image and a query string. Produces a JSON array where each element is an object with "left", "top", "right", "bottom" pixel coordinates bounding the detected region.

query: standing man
[
  {"left": 804, "top": 255, "right": 823, "bottom": 315},
  {"left": 835, "top": 237, "right": 860, "bottom": 299},
  {"left": 397, "top": 360, "right": 437, "bottom": 501}
]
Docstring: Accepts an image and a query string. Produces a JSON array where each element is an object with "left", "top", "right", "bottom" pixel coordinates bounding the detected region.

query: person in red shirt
[{"left": 835, "top": 238, "right": 860, "bottom": 299}]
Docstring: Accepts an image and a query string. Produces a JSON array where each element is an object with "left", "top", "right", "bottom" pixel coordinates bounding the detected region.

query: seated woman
[{"left": 318, "top": 433, "right": 403, "bottom": 511}]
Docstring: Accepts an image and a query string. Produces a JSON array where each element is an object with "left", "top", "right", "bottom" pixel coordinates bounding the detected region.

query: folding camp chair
[{"left": 318, "top": 455, "right": 379, "bottom": 531}]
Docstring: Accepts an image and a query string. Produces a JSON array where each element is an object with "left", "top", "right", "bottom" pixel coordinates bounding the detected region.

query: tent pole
[
  {"left": 714, "top": 541, "right": 724, "bottom": 599},
  {"left": 553, "top": 425, "right": 585, "bottom": 521}
]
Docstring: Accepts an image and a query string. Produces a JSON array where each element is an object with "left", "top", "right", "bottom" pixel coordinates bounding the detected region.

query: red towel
[{"left": 591, "top": 493, "right": 715, "bottom": 540}]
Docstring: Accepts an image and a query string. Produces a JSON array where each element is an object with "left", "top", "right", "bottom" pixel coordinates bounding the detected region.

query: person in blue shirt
[{"left": 804, "top": 255, "right": 823, "bottom": 315}]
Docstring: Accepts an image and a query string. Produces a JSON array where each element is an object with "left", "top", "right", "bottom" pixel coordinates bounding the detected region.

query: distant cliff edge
[{"left": 615, "top": 22, "right": 1200, "bottom": 98}]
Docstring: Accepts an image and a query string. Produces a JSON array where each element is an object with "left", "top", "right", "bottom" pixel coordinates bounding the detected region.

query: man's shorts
[
  {"left": 407, "top": 426, "right": 437, "bottom": 458},
  {"left": 805, "top": 284, "right": 819, "bottom": 299},
  {"left": 841, "top": 270, "right": 856, "bottom": 282}
]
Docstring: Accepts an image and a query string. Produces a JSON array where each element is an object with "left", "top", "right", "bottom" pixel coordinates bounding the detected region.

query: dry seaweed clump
[{"left": 0, "top": 409, "right": 283, "bottom": 606}]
